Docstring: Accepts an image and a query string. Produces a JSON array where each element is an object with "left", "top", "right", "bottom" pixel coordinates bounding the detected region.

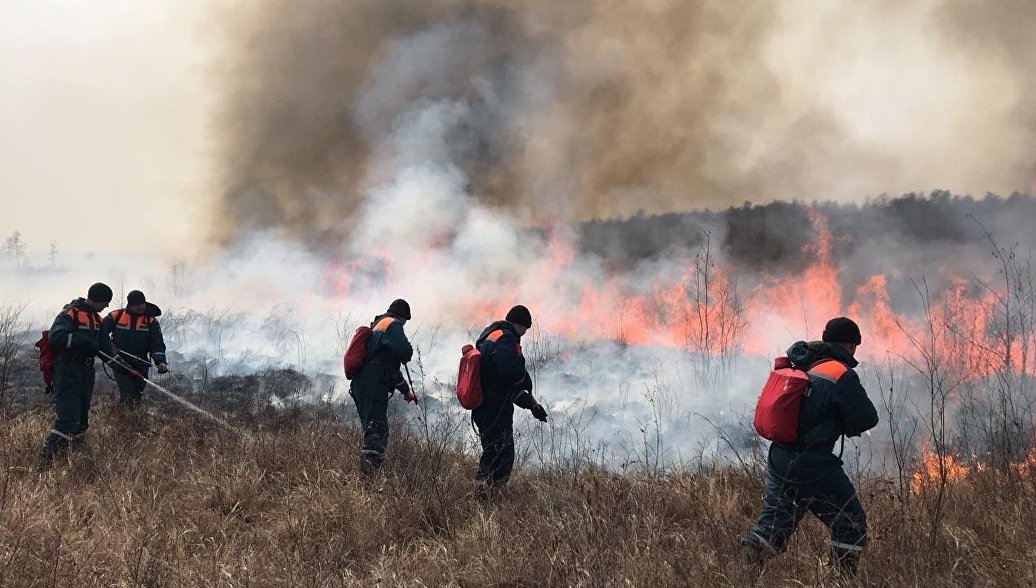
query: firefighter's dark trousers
[
  {"left": 473, "top": 399, "right": 515, "bottom": 488},
  {"left": 350, "top": 366, "right": 394, "bottom": 473},
  {"left": 114, "top": 369, "right": 148, "bottom": 407},
  {"left": 41, "top": 358, "right": 96, "bottom": 457},
  {"left": 744, "top": 445, "right": 867, "bottom": 556}
]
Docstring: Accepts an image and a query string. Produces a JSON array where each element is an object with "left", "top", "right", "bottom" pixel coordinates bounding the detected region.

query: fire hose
[
  {"left": 97, "top": 350, "right": 252, "bottom": 439},
  {"left": 113, "top": 348, "right": 159, "bottom": 366}
]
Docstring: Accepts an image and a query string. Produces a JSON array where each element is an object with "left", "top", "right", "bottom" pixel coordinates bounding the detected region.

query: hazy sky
[
  {"left": 0, "top": 0, "right": 213, "bottom": 255},
  {"left": 2, "top": 0, "right": 1034, "bottom": 256}
]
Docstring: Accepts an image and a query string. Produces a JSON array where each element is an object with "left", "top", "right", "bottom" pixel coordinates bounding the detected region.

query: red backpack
[
  {"left": 34, "top": 330, "right": 59, "bottom": 390},
  {"left": 753, "top": 356, "right": 832, "bottom": 443},
  {"left": 342, "top": 326, "right": 373, "bottom": 380},
  {"left": 456, "top": 344, "right": 484, "bottom": 409}
]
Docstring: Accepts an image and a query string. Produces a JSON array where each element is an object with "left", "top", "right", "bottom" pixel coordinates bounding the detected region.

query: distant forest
[{"left": 577, "top": 191, "right": 1036, "bottom": 305}]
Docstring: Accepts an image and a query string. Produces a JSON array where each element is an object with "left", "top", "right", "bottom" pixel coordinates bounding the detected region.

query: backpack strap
[
  {"left": 809, "top": 359, "right": 850, "bottom": 458},
  {"left": 364, "top": 317, "right": 397, "bottom": 365}
]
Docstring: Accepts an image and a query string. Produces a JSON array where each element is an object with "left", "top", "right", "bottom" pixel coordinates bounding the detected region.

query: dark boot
[
  {"left": 36, "top": 443, "right": 61, "bottom": 472},
  {"left": 830, "top": 546, "right": 860, "bottom": 577},
  {"left": 738, "top": 537, "right": 769, "bottom": 575},
  {"left": 474, "top": 478, "right": 503, "bottom": 502},
  {"left": 37, "top": 429, "right": 73, "bottom": 471},
  {"left": 36, "top": 450, "right": 54, "bottom": 473},
  {"left": 358, "top": 451, "right": 382, "bottom": 481}
]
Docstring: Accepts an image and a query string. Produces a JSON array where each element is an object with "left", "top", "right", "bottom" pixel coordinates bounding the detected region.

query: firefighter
[
  {"left": 472, "top": 305, "right": 548, "bottom": 495},
  {"left": 101, "top": 290, "right": 168, "bottom": 407},
  {"left": 349, "top": 299, "right": 416, "bottom": 477},
  {"left": 38, "top": 283, "right": 118, "bottom": 468},
  {"left": 739, "top": 317, "right": 879, "bottom": 577}
]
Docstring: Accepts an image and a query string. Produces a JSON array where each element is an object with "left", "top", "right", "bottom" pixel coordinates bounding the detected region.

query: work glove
[
  {"left": 157, "top": 363, "right": 169, "bottom": 374},
  {"left": 530, "top": 403, "right": 548, "bottom": 423},
  {"left": 396, "top": 379, "right": 417, "bottom": 404}
]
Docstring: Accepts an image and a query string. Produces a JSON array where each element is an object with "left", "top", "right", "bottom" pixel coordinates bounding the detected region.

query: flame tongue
[{"left": 321, "top": 206, "right": 1035, "bottom": 379}]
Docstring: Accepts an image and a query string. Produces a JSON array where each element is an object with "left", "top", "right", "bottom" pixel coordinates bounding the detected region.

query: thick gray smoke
[{"left": 212, "top": 0, "right": 1036, "bottom": 244}]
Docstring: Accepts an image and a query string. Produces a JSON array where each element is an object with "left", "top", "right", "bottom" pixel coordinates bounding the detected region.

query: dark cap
[
  {"left": 87, "top": 282, "right": 113, "bottom": 303},
  {"left": 127, "top": 290, "right": 146, "bottom": 306},
  {"left": 505, "top": 304, "right": 533, "bottom": 328},
  {"left": 822, "top": 317, "right": 862, "bottom": 345},
  {"left": 387, "top": 298, "right": 411, "bottom": 320}
]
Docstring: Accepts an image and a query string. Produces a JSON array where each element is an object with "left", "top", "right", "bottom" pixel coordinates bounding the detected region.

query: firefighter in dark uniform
[
  {"left": 473, "top": 305, "right": 548, "bottom": 494},
  {"left": 38, "top": 283, "right": 117, "bottom": 468},
  {"left": 102, "top": 290, "right": 168, "bottom": 407},
  {"left": 740, "top": 317, "right": 879, "bottom": 577},
  {"left": 350, "top": 299, "right": 416, "bottom": 477}
]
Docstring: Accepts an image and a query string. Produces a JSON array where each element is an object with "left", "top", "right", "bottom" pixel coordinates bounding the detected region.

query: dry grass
[{"left": 1, "top": 400, "right": 1036, "bottom": 587}]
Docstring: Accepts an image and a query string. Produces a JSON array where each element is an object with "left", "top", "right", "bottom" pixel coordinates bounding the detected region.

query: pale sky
[
  {"left": 0, "top": 0, "right": 214, "bottom": 255},
  {"left": 2, "top": 0, "right": 1032, "bottom": 259}
]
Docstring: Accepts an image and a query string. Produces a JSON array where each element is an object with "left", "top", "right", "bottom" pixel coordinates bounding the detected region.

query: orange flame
[
  {"left": 323, "top": 206, "right": 1036, "bottom": 380},
  {"left": 910, "top": 447, "right": 1036, "bottom": 493},
  {"left": 910, "top": 451, "right": 970, "bottom": 494},
  {"left": 1014, "top": 448, "right": 1036, "bottom": 477}
]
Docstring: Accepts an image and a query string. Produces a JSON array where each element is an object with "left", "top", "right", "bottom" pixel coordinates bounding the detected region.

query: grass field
[{"left": 2, "top": 395, "right": 1035, "bottom": 588}]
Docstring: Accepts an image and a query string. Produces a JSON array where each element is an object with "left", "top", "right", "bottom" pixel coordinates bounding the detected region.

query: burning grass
[{"left": 2, "top": 404, "right": 1036, "bottom": 586}]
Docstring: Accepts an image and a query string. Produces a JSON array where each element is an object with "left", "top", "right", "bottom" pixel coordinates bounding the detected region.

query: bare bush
[
  {"left": 873, "top": 356, "right": 919, "bottom": 498},
  {"left": 0, "top": 302, "right": 28, "bottom": 415},
  {"left": 897, "top": 276, "right": 963, "bottom": 543},
  {"left": 687, "top": 231, "right": 748, "bottom": 377}
]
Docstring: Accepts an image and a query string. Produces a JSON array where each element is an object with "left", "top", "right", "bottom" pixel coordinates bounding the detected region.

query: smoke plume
[{"left": 212, "top": 0, "right": 1036, "bottom": 244}]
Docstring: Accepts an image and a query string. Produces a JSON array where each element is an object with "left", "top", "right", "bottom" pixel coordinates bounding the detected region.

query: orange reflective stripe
[
  {"left": 68, "top": 308, "right": 99, "bottom": 329},
  {"left": 808, "top": 360, "right": 848, "bottom": 383},
  {"left": 112, "top": 309, "right": 152, "bottom": 330},
  {"left": 373, "top": 317, "right": 396, "bottom": 332},
  {"left": 112, "top": 310, "right": 130, "bottom": 329},
  {"left": 485, "top": 330, "right": 520, "bottom": 355},
  {"left": 114, "top": 310, "right": 131, "bottom": 328},
  {"left": 67, "top": 308, "right": 85, "bottom": 325}
]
